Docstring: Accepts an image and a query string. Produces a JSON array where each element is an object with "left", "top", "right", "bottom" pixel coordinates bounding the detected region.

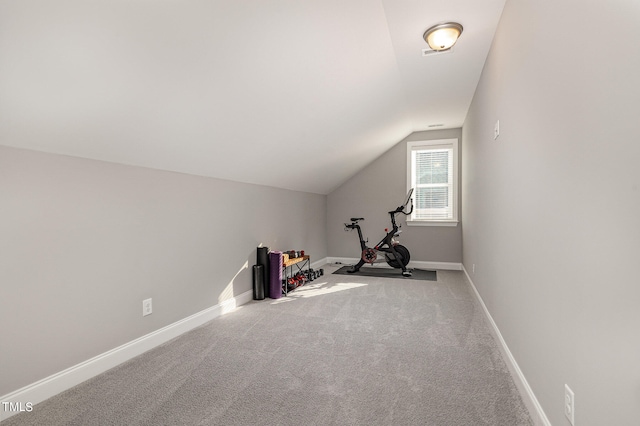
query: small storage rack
[{"left": 281, "top": 253, "right": 323, "bottom": 296}]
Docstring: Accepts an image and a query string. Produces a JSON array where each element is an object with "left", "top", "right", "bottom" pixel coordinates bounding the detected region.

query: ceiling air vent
[{"left": 422, "top": 47, "right": 454, "bottom": 57}]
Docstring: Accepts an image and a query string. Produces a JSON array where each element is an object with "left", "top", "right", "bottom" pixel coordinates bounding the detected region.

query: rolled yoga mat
[
  {"left": 268, "top": 251, "right": 283, "bottom": 299},
  {"left": 256, "top": 247, "right": 270, "bottom": 297},
  {"left": 252, "top": 265, "right": 265, "bottom": 300}
]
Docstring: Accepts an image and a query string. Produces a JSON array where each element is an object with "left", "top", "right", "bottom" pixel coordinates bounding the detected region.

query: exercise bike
[{"left": 344, "top": 189, "right": 414, "bottom": 277}]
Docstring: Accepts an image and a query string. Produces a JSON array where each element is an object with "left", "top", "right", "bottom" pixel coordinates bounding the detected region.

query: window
[{"left": 406, "top": 138, "right": 458, "bottom": 226}]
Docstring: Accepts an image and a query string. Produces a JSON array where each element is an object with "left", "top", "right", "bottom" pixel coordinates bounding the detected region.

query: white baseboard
[
  {"left": 326, "top": 257, "right": 461, "bottom": 271},
  {"left": 311, "top": 257, "right": 329, "bottom": 270},
  {"left": 410, "top": 260, "right": 462, "bottom": 270},
  {"left": 326, "top": 256, "right": 358, "bottom": 266},
  {"left": 461, "top": 266, "right": 550, "bottom": 426},
  {"left": 0, "top": 290, "right": 253, "bottom": 422}
]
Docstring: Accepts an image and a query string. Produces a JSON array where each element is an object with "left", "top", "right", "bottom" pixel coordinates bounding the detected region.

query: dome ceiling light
[{"left": 423, "top": 22, "right": 463, "bottom": 51}]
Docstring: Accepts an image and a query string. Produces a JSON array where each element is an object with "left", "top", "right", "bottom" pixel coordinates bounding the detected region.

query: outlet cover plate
[
  {"left": 143, "top": 298, "right": 152, "bottom": 316},
  {"left": 564, "top": 384, "right": 575, "bottom": 425}
]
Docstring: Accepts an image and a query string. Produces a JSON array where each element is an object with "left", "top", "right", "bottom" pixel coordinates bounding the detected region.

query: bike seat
[{"left": 350, "top": 217, "right": 364, "bottom": 222}]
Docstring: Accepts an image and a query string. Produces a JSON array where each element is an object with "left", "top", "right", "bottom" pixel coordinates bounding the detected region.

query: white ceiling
[{"left": 0, "top": 0, "right": 505, "bottom": 194}]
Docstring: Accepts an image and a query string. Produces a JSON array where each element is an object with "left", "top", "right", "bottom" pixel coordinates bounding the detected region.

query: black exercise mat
[{"left": 333, "top": 266, "right": 436, "bottom": 281}]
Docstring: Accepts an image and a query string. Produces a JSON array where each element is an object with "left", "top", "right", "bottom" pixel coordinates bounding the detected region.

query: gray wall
[
  {"left": 462, "top": 1, "right": 640, "bottom": 425},
  {"left": 327, "top": 128, "right": 462, "bottom": 264},
  {"left": 0, "top": 145, "right": 327, "bottom": 395}
]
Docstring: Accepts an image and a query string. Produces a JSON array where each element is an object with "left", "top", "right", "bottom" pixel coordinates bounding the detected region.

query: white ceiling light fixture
[{"left": 423, "top": 22, "right": 463, "bottom": 51}]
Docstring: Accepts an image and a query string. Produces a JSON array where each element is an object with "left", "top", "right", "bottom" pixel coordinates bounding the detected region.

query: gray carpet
[
  {"left": 2, "top": 267, "right": 533, "bottom": 426},
  {"left": 332, "top": 265, "right": 437, "bottom": 281}
]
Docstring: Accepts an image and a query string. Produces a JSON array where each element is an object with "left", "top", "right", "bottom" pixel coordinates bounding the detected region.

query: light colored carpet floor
[{"left": 2, "top": 265, "right": 533, "bottom": 425}]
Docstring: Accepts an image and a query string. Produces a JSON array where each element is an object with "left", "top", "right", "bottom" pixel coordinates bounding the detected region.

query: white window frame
[{"left": 406, "top": 138, "right": 459, "bottom": 227}]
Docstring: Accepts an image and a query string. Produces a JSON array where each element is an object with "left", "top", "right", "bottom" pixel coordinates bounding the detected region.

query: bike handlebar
[
  {"left": 405, "top": 198, "right": 414, "bottom": 215},
  {"left": 389, "top": 197, "right": 414, "bottom": 216},
  {"left": 347, "top": 196, "right": 413, "bottom": 230}
]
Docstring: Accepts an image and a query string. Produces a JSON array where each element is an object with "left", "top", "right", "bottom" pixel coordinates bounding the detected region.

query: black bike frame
[
  {"left": 345, "top": 190, "right": 414, "bottom": 273},
  {"left": 374, "top": 209, "right": 402, "bottom": 251},
  {"left": 349, "top": 208, "right": 403, "bottom": 254}
]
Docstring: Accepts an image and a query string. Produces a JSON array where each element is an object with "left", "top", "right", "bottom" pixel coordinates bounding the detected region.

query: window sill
[{"left": 406, "top": 220, "right": 459, "bottom": 227}]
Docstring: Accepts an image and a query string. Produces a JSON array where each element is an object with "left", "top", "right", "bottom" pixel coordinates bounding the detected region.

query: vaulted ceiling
[{"left": 0, "top": 0, "right": 505, "bottom": 194}]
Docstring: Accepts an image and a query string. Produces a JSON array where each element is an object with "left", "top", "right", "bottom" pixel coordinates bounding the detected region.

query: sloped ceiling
[{"left": 0, "top": 0, "right": 505, "bottom": 194}]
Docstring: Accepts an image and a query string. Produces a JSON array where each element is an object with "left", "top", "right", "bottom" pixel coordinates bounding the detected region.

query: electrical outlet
[
  {"left": 143, "top": 298, "right": 152, "bottom": 317},
  {"left": 565, "top": 384, "right": 575, "bottom": 425},
  {"left": 472, "top": 264, "right": 476, "bottom": 274}
]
